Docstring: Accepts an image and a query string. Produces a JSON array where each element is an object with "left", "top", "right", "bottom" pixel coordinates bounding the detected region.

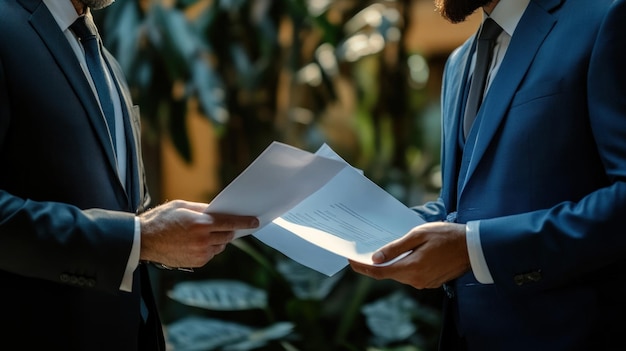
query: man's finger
[{"left": 205, "top": 213, "right": 260, "bottom": 230}]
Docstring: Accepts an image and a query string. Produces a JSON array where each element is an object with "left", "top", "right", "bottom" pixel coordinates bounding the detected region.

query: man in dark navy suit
[
  {"left": 0, "top": 0, "right": 258, "bottom": 349},
  {"left": 351, "top": 0, "right": 626, "bottom": 349}
]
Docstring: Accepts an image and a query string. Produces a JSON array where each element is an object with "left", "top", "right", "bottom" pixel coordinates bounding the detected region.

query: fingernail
[
  {"left": 372, "top": 251, "right": 385, "bottom": 263},
  {"left": 251, "top": 218, "right": 260, "bottom": 227}
]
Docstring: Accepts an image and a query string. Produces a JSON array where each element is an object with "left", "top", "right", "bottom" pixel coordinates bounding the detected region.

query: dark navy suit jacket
[
  {"left": 414, "top": 0, "right": 626, "bottom": 349},
  {"left": 0, "top": 0, "right": 162, "bottom": 349}
]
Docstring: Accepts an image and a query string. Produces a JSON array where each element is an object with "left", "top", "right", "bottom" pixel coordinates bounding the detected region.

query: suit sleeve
[
  {"left": 411, "top": 198, "right": 447, "bottom": 222},
  {"left": 478, "top": 1, "right": 626, "bottom": 294},
  {"left": 0, "top": 193, "right": 137, "bottom": 294},
  {"left": 0, "top": 56, "right": 136, "bottom": 295},
  {"left": 410, "top": 54, "right": 458, "bottom": 224}
]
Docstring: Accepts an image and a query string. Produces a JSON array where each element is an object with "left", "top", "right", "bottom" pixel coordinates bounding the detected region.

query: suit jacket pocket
[
  {"left": 131, "top": 105, "right": 141, "bottom": 126},
  {"left": 511, "top": 80, "right": 563, "bottom": 108}
]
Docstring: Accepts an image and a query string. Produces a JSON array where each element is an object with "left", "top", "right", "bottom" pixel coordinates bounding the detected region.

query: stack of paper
[{"left": 205, "top": 142, "right": 425, "bottom": 276}]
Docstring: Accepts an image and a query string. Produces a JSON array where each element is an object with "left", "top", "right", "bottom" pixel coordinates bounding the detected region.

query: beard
[
  {"left": 435, "top": 0, "right": 494, "bottom": 23},
  {"left": 79, "top": 0, "right": 115, "bottom": 10}
]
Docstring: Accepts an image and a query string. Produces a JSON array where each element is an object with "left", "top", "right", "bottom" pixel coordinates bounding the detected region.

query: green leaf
[
  {"left": 166, "top": 317, "right": 295, "bottom": 351},
  {"left": 218, "top": 0, "right": 247, "bottom": 13},
  {"left": 167, "top": 99, "right": 192, "bottom": 162},
  {"left": 150, "top": 3, "right": 206, "bottom": 80},
  {"left": 166, "top": 316, "right": 254, "bottom": 351},
  {"left": 229, "top": 43, "right": 256, "bottom": 88},
  {"left": 191, "top": 55, "right": 229, "bottom": 125},
  {"left": 367, "top": 346, "right": 423, "bottom": 351},
  {"left": 361, "top": 291, "right": 418, "bottom": 345},
  {"left": 99, "top": 0, "right": 142, "bottom": 75},
  {"left": 223, "top": 322, "right": 296, "bottom": 351},
  {"left": 168, "top": 279, "right": 268, "bottom": 310}
]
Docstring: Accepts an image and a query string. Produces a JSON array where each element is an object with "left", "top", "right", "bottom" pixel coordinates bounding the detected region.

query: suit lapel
[
  {"left": 106, "top": 51, "right": 142, "bottom": 211},
  {"left": 458, "top": 0, "right": 560, "bottom": 194},
  {"left": 103, "top": 49, "right": 147, "bottom": 211},
  {"left": 26, "top": 0, "right": 120, "bottom": 186},
  {"left": 442, "top": 40, "right": 475, "bottom": 209}
]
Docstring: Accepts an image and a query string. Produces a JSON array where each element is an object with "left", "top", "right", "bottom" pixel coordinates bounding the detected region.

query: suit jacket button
[
  {"left": 514, "top": 270, "right": 542, "bottom": 286},
  {"left": 528, "top": 271, "right": 542, "bottom": 282},
  {"left": 443, "top": 283, "right": 455, "bottom": 298}
]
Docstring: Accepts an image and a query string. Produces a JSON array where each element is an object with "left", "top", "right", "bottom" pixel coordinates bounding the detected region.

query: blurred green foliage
[{"left": 95, "top": 0, "right": 442, "bottom": 198}]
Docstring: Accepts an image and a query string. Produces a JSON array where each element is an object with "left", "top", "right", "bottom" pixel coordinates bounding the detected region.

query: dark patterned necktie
[
  {"left": 463, "top": 18, "right": 503, "bottom": 138},
  {"left": 70, "top": 15, "right": 117, "bottom": 153}
]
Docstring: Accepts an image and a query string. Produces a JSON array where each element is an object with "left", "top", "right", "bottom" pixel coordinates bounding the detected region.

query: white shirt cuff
[
  {"left": 466, "top": 220, "right": 494, "bottom": 284},
  {"left": 120, "top": 217, "right": 141, "bottom": 292}
]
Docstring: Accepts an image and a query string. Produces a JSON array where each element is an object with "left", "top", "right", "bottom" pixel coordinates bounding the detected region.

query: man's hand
[
  {"left": 349, "top": 222, "right": 470, "bottom": 289},
  {"left": 138, "top": 200, "right": 259, "bottom": 269}
]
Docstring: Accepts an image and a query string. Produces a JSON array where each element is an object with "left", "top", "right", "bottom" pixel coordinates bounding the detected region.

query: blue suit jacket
[
  {"left": 0, "top": 0, "right": 160, "bottom": 349},
  {"left": 414, "top": 0, "right": 626, "bottom": 349}
]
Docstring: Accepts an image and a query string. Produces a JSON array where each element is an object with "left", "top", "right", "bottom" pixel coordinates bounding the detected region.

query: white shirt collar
[{"left": 483, "top": 0, "right": 531, "bottom": 37}]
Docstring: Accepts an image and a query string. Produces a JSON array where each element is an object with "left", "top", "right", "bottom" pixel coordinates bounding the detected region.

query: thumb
[
  {"left": 371, "top": 240, "right": 408, "bottom": 264},
  {"left": 372, "top": 230, "right": 425, "bottom": 264}
]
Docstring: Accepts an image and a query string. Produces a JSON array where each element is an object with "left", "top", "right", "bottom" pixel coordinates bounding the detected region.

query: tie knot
[
  {"left": 70, "top": 15, "right": 98, "bottom": 41},
  {"left": 479, "top": 18, "right": 502, "bottom": 41}
]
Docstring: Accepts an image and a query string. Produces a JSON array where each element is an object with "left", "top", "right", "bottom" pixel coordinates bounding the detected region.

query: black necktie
[
  {"left": 463, "top": 18, "right": 503, "bottom": 138},
  {"left": 70, "top": 16, "right": 117, "bottom": 153}
]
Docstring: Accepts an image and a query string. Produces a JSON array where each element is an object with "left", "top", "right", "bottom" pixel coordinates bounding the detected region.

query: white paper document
[{"left": 205, "top": 142, "right": 425, "bottom": 276}]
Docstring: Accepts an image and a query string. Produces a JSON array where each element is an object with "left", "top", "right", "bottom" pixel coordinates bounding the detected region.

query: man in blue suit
[
  {"left": 350, "top": 0, "right": 626, "bottom": 349},
  {"left": 0, "top": 0, "right": 259, "bottom": 349}
]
